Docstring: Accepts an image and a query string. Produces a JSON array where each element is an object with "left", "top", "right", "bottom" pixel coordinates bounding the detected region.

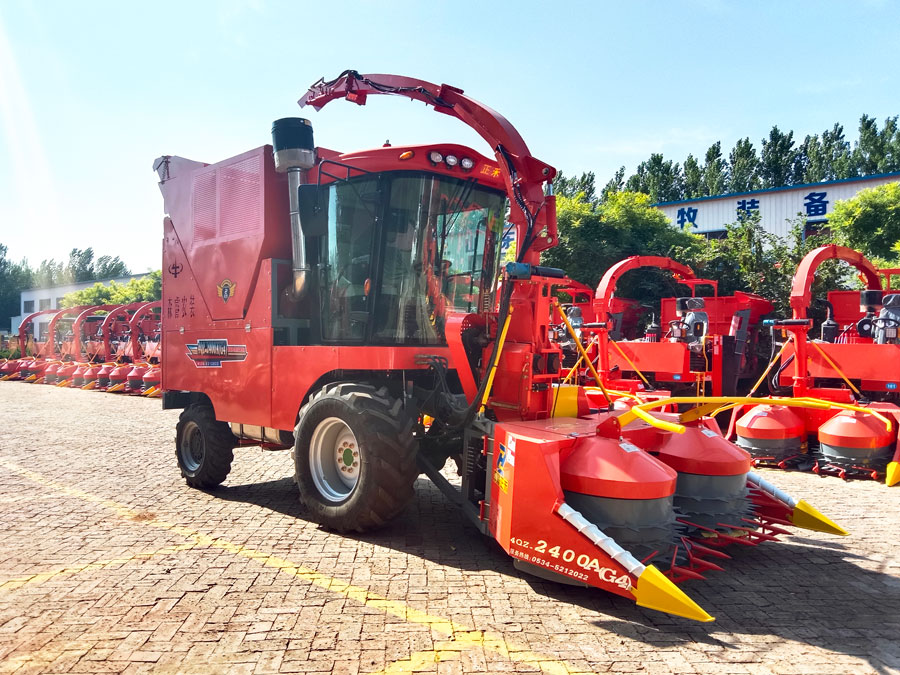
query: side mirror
[{"left": 298, "top": 184, "right": 328, "bottom": 237}]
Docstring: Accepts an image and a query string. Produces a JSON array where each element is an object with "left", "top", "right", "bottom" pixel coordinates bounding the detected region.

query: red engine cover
[
  {"left": 560, "top": 435, "right": 677, "bottom": 500},
  {"left": 818, "top": 410, "right": 894, "bottom": 449},
  {"left": 737, "top": 405, "right": 805, "bottom": 440},
  {"left": 655, "top": 423, "right": 751, "bottom": 476}
]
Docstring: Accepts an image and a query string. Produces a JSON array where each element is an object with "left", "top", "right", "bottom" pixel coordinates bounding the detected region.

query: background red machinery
[
  {"left": 584, "top": 256, "right": 773, "bottom": 397},
  {"left": 0, "top": 308, "right": 60, "bottom": 381},
  {"left": 0, "top": 302, "right": 163, "bottom": 396},
  {"left": 733, "top": 245, "right": 900, "bottom": 484},
  {"left": 154, "top": 70, "right": 850, "bottom": 622}
]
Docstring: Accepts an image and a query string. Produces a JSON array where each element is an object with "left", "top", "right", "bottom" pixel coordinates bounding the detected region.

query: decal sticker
[
  {"left": 506, "top": 435, "right": 516, "bottom": 466},
  {"left": 217, "top": 279, "right": 237, "bottom": 303},
  {"left": 507, "top": 538, "right": 632, "bottom": 589},
  {"left": 493, "top": 442, "right": 510, "bottom": 493},
  {"left": 619, "top": 441, "right": 641, "bottom": 453},
  {"left": 700, "top": 428, "right": 719, "bottom": 438},
  {"left": 186, "top": 339, "right": 248, "bottom": 368}
]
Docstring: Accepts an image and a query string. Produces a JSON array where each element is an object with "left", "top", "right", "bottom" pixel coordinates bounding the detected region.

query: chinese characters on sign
[
  {"left": 736, "top": 198, "right": 759, "bottom": 217},
  {"left": 804, "top": 191, "right": 828, "bottom": 217},
  {"left": 676, "top": 207, "right": 698, "bottom": 229},
  {"left": 166, "top": 295, "right": 195, "bottom": 320}
]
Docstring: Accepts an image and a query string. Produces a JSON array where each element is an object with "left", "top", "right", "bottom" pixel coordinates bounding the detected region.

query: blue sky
[{"left": 1, "top": 0, "right": 897, "bottom": 273}]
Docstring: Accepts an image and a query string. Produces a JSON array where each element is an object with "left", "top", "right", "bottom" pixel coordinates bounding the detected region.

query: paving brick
[{"left": 1, "top": 384, "right": 899, "bottom": 674}]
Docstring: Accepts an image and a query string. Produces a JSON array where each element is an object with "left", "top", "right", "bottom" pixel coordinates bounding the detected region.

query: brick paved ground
[{"left": 0, "top": 382, "right": 898, "bottom": 674}]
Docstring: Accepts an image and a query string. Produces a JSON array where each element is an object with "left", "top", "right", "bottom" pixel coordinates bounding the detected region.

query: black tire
[
  {"left": 175, "top": 404, "right": 236, "bottom": 488},
  {"left": 294, "top": 383, "right": 419, "bottom": 532}
]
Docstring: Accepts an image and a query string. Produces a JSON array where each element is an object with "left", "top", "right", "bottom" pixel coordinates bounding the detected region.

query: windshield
[{"left": 319, "top": 171, "right": 506, "bottom": 344}]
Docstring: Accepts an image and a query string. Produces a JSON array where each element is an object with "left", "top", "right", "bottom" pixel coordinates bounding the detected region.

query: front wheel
[
  {"left": 294, "top": 383, "right": 419, "bottom": 532},
  {"left": 175, "top": 404, "right": 236, "bottom": 488}
]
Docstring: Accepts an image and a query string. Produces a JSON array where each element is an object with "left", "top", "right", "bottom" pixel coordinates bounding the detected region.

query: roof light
[
  {"left": 460, "top": 157, "right": 475, "bottom": 171},
  {"left": 428, "top": 150, "right": 443, "bottom": 164},
  {"left": 399, "top": 150, "right": 415, "bottom": 160},
  {"left": 445, "top": 154, "right": 458, "bottom": 167}
]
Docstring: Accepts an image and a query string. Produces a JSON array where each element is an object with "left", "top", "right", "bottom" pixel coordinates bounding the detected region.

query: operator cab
[
  {"left": 876, "top": 292, "right": 900, "bottom": 344},
  {"left": 295, "top": 151, "right": 507, "bottom": 346},
  {"left": 671, "top": 297, "right": 709, "bottom": 343}
]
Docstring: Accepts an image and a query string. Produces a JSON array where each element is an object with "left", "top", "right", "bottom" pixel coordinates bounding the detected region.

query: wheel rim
[
  {"left": 309, "top": 417, "right": 361, "bottom": 503},
  {"left": 179, "top": 421, "right": 204, "bottom": 473}
]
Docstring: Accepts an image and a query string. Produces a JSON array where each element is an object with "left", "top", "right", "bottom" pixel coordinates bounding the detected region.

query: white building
[
  {"left": 655, "top": 171, "right": 900, "bottom": 239},
  {"left": 10, "top": 274, "right": 150, "bottom": 339}
]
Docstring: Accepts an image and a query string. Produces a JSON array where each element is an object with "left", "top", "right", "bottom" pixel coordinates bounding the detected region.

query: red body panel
[
  {"left": 607, "top": 341, "right": 691, "bottom": 376},
  {"left": 660, "top": 292, "right": 772, "bottom": 336},
  {"left": 779, "top": 341, "right": 900, "bottom": 390}
]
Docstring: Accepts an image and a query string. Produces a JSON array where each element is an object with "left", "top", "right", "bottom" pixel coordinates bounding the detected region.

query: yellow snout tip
[
  {"left": 886, "top": 462, "right": 900, "bottom": 487},
  {"left": 631, "top": 565, "right": 714, "bottom": 623},
  {"left": 790, "top": 499, "right": 849, "bottom": 536}
]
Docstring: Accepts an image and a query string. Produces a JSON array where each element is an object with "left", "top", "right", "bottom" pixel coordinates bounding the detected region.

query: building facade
[
  {"left": 10, "top": 274, "right": 150, "bottom": 339},
  {"left": 655, "top": 171, "right": 900, "bottom": 239}
]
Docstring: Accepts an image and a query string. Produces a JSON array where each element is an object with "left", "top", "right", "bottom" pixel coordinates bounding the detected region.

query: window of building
[
  {"left": 39, "top": 298, "right": 52, "bottom": 311},
  {"left": 23, "top": 300, "right": 34, "bottom": 313}
]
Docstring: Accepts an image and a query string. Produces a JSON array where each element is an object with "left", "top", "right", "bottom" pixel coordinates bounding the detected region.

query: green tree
[
  {"left": 541, "top": 191, "right": 695, "bottom": 289},
  {"left": 760, "top": 126, "right": 799, "bottom": 188},
  {"left": 32, "top": 259, "right": 65, "bottom": 288},
  {"left": 67, "top": 248, "right": 96, "bottom": 283},
  {"left": 701, "top": 142, "right": 728, "bottom": 196},
  {"left": 61, "top": 271, "right": 162, "bottom": 308},
  {"left": 625, "top": 154, "right": 684, "bottom": 203},
  {"left": 799, "top": 134, "right": 823, "bottom": 183},
  {"left": 851, "top": 114, "right": 899, "bottom": 175},
  {"left": 0, "top": 245, "right": 34, "bottom": 332},
  {"left": 600, "top": 166, "right": 625, "bottom": 202},
  {"left": 728, "top": 137, "right": 760, "bottom": 193},
  {"left": 675, "top": 213, "right": 852, "bottom": 318},
  {"left": 553, "top": 171, "right": 597, "bottom": 203},
  {"left": 828, "top": 182, "right": 900, "bottom": 261},
  {"left": 94, "top": 255, "right": 130, "bottom": 279},
  {"left": 821, "top": 123, "right": 854, "bottom": 179},
  {"left": 682, "top": 154, "right": 702, "bottom": 199}
]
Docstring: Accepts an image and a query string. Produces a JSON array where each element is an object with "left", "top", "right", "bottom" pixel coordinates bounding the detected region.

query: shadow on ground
[{"left": 214, "top": 471, "right": 900, "bottom": 674}]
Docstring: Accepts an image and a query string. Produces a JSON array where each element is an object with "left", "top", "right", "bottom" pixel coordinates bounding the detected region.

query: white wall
[
  {"left": 655, "top": 172, "right": 900, "bottom": 239},
  {"left": 10, "top": 274, "right": 149, "bottom": 337}
]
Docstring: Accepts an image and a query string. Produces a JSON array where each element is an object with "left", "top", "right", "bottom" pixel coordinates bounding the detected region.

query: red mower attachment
[{"left": 732, "top": 245, "right": 900, "bottom": 485}]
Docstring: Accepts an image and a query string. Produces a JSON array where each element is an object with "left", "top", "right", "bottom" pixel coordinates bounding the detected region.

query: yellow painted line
[
  {"left": 377, "top": 632, "right": 572, "bottom": 675},
  {"left": 0, "top": 541, "right": 198, "bottom": 593},
  {"left": 0, "top": 460, "right": 581, "bottom": 674}
]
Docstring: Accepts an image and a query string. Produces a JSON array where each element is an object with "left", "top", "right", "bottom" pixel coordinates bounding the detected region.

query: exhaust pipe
[{"left": 272, "top": 118, "right": 316, "bottom": 299}]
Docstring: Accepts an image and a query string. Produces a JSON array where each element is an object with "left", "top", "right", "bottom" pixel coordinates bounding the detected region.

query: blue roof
[{"left": 653, "top": 170, "right": 900, "bottom": 207}]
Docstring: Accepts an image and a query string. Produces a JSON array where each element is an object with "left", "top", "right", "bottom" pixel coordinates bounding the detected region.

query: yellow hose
[
  {"left": 479, "top": 306, "right": 514, "bottom": 414},
  {"left": 617, "top": 395, "right": 892, "bottom": 435},
  {"left": 808, "top": 341, "right": 862, "bottom": 397}
]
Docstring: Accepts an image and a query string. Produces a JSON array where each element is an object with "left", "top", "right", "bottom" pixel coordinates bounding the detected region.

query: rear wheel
[
  {"left": 175, "top": 404, "right": 236, "bottom": 488},
  {"left": 294, "top": 383, "right": 418, "bottom": 532}
]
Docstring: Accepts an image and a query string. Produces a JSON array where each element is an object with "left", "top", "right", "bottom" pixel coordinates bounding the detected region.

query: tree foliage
[
  {"left": 0, "top": 245, "right": 34, "bottom": 334},
  {"left": 673, "top": 213, "right": 855, "bottom": 318},
  {"left": 828, "top": 182, "right": 900, "bottom": 263},
  {"left": 0, "top": 244, "right": 141, "bottom": 331},
  {"left": 611, "top": 114, "right": 899, "bottom": 204},
  {"left": 61, "top": 271, "right": 162, "bottom": 308},
  {"left": 541, "top": 191, "right": 696, "bottom": 291}
]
